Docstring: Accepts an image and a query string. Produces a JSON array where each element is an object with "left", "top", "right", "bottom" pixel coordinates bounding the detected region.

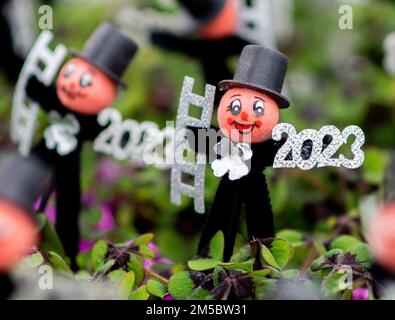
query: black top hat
[
  {"left": 0, "top": 151, "right": 52, "bottom": 213},
  {"left": 72, "top": 22, "right": 138, "bottom": 87},
  {"left": 219, "top": 45, "right": 290, "bottom": 108},
  {"left": 178, "top": 0, "right": 227, "bottom": 23}
]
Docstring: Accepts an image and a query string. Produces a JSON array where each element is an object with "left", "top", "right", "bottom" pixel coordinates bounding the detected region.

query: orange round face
[
  {"left": 368, "top": 203, "right": 395, "bottom": 273},
  {"left": 199, "top": 0, "right": 237, "bottom": 40},
  {"left": 0, "top": 200, "right": 38, "bottom": 272},
  {"left": 217, "top": 87, "right": 280, "bottom": 143},
  {"left": 57, "top": 57, "right": 118, "bottom": 115}
]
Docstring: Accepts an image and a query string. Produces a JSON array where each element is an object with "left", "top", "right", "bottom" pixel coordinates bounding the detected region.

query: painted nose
[
  {"left": 241, "top": 112, "right": 249, "bottom": 121},
  {"left": 70, "top": 83, "right": 76, "bottom": 89}
]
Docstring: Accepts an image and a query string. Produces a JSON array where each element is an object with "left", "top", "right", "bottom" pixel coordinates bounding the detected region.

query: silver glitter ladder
[
  {"left": 11, "top": 31, "right": 67, "bottom": 157},
  {"left": 238, "top": 0, "right": 276, "bottom": 47},
  {"left": 171, "top": 76, "right": 215, "bottom": 214}
]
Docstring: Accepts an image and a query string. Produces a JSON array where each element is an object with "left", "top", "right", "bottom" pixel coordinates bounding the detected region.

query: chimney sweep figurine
[
  {"left": 196, "top": 45, "right": 290, "bottom": 260},
  {"left": 0, "top": 151, "right": 51, "bottom": 271},
  {"left": 368, "top": 203, "right": 395, "bottom": 298},
  {"left": 24, "top": 22, "right": 138, "bottom": 267},
  {"left": 151, "top": 0, "right": 252, "bottom": 92},
  {"left": 0, "top": 151, "right": 51, "bottom": 299},
  {"left": 361, "top": 157, "right": 395, "bottom": 298},
  {"left": 173, "top": 45, "right": 334, "bottom": 260},
  {"left": 0, "top": 0, "right": 35, "bottom": 83}
]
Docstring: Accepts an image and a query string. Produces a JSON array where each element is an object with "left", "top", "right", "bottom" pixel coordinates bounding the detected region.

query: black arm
[
  {"left": 78, "top": 115, "right": 106, "bottom": 142},
  {"left": 151, "top": 31, "right": 252, "bottom": 60},
  {"left": 250, "top": 138, "right": 286, "bottom": 170},
  {"left": 151, "top": 31, "right": 207, "bottom": 58},
  {"left": 25, "top": 75, "right": 63, "bottom": 113},
  {"left": 185, "top": 125, "right": 222, "bottom": 161}
]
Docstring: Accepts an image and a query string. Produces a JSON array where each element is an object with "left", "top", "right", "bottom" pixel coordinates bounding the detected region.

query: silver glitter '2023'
[{"left": 272, "top": 123, "right": 365, "bottom": 170}]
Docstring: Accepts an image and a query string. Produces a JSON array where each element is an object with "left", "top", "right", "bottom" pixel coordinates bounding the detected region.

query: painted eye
[
  {"left": 253, "top": 100, "right": 265, "bottom": 116},
  {"left": 228, "top": 99, "right": 242, "bottom": 115},
  {"left": 80, "top": 73, "right": 93, "bottom": 87},
  {"left": 64, "top": 64, "right": 75, "bottom": 78}
]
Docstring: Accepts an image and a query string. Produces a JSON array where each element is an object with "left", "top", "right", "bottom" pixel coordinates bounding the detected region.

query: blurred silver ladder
[
  {"left": 171, "top": 76, "right": 215, "bottom": 214},
  {"left": 11, "top": 30, "right": 67, "bottom": 156}
]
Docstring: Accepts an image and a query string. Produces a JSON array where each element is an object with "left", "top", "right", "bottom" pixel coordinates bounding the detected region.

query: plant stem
[
  {"left": 301, "top": 242, "right": 318, "bottom": 277},
  {"left": 289, "top": 169, "right": 347, "bottom": 210},
  {"left": 144, "top": 268, "right": 169, "bottom": 285}
]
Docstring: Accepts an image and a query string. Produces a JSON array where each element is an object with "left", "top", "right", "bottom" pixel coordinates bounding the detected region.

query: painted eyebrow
[
  {"left": 230, "top": 94, "right": 242, "bottom": 98},
  {"left": 254, "top": 96, "right": 266, "bottom": 102}
]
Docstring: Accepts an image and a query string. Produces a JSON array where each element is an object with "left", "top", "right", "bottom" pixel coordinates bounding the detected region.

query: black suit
[
  {"left": 197, "top": 137, "right": 281, "bottom": 261},
  {"left": 26, "top": 75, "right": 103, "bottom": 268}
]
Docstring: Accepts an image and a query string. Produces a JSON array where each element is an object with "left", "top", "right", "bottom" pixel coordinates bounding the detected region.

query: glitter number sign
[
  {"left": 93, "top": 108, "right": 175, "bottom": 169},
  {"left": 272, "top": 123, "right": 365, "bottom": 170}
]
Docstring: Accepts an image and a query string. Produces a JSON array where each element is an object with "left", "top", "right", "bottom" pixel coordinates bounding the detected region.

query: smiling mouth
[
  {"left": 62, "top": 86, "right": 85, "bottom": 100},
  {"left": 232, "top": 121, "right": 255, "bottom": 134}
]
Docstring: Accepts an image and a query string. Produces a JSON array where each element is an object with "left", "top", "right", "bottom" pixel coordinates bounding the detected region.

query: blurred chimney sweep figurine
[
  {"left": 0, "top": 151, "right": 51, "bottom": 299},
  {"left": 368, "top": 203, "right": 395, "bottom": 297},
  {"left": 180, "top": 0, "right": 236, "bottom": 39},
  {"left": 367, "top": 156, "right": 395, "bottom": 298},
  {"left": 24, "top": 22, "right": 138, "bottom": 268},
  {"left": 151, "top": 0, "right": 252, "bottom": 93},
  {"left": 0, "top": 0, "right": 35, "bottom": 83},
  {"left": 193, "top": 45, "right": 290, "bottom": 260},
  {"left": 0, "top": 151, "right": 51, "bottom": 271}
]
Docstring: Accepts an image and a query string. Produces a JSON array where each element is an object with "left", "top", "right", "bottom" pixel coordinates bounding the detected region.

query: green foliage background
[{"left": 2, "top": 0, "right": 395, "bottom": 300}]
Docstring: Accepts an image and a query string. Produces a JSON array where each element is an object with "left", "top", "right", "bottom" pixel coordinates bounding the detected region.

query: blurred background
[{"left": 1, "top": 0, "right": 395, "bottom": 269}]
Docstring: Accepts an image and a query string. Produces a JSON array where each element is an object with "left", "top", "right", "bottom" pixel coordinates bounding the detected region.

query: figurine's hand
[{"left": 211, "top": 139, "right": 253, "bottom": 181}]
